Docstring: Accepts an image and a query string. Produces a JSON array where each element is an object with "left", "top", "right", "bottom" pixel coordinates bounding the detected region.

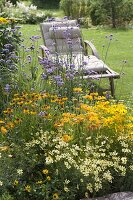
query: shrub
[
  {"left": 0, "top": 17, "right": 21, "bottom": 113},
  {"left": 1, "top": 1, "right": 53, "bottom": 24},
  {"left": 60, "top": 0, "right": 90, "bottom": 19}
]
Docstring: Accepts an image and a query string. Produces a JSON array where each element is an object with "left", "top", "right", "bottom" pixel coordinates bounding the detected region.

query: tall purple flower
[{"left": 4, "top": 84, "right": 10, "bottom": 93}]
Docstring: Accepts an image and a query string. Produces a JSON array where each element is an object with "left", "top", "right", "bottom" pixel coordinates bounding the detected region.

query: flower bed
[
  {"left": 0, "top": 91, "right": 133, "bottom": 199},
  {"left": 0, "top": 21, "right": 133, "bottom": 200}
]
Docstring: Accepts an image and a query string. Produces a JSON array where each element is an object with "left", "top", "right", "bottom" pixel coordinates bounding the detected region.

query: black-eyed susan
[
  {"left": 3, "top": 108, "right": 13, "bottom": 114},
  {"left": 25, "top": 185, "right": 31, "bottom": 192},
  {"left": 36, "top": 180, "right": 43, "bottom": 184},
  {"left": 53, "top": 192, "right": 59, "bottom": 199},
  {"left": 1, "top": 126, "right": 7, "bottom": 134},
  {"left": 23, "top": 108, "right": 30, "bottom": 114},
  {"left": 42, "top": 169, "right": 49, "bottom": 174},
  {"left": 30, "top": 111, "right": 37, "bottom": 115},
  {"left": 0, "top": 120, "right": 5, "bottom": 124},
  {"left": 62, "top": 134, "right": 72, "bottom": 142},
  {"left": 46, "top": 176, "right": 51, "bottom": 181},
  {"left": 73, "top": 87, "right": 82, "bottom": 93},
  {"left": 14, "top": 118, "right": 22, "bottom": 124},
  {"left": 6, "top": 122, "right": 14, "bottom": 129},
  {"left": 13, "top": 180, "right": 19, "bottom": 186},
  {"left": 83, "top": 95, "right": 93, "bottom": 101}
]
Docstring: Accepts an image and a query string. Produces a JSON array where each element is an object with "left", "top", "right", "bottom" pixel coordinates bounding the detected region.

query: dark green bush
[
  {"left": 90, "top": 0, "right": 133, "bottom": 28},
  {"left": 10, "top": 0, "right": 19, "bottom": 5},
  {"left": 31, "top": 0, "right": 60, "bottom": 9}
]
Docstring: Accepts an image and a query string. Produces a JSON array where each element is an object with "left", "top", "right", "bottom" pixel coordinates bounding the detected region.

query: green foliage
[
  {"left": 0, "top": 193, "right": 14, "bottom": 200},
  {"left": 9, "top": 0, "right": 19, "bottom": 4},
  {"left": 60, "top": 0, "right": 90, "bottom": 18},
  {"left": 90, "top": 0, "right": 133, "bottom": 27},
  {"left": 31, "top": 0, "right": 60, "bottom": 9},
  {"left": 0, "top": 18, "right": 21, "bottom": 113},
  {"left": 1, "top": 2, "right": 53, "bottom": 24},
  {"left": 60, "top": 0, "right": 133, "bottom": 27}
]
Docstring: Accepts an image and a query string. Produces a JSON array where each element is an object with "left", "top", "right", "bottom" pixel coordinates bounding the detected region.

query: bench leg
[{"left": 109, "top": 78, "right": 115, "bottom": 98}]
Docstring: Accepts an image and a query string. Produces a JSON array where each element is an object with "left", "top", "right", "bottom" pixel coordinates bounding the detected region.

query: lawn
[{"left": 20, "top": 24, "right": 133, "bottom": 100}]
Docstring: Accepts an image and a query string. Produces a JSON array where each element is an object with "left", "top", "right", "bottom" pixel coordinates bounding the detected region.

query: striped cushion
[{"left": 49, "top": 26, "right": 81, "bottom": 39}]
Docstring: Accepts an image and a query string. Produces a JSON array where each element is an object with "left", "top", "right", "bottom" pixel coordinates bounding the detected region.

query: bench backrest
[{"left": 40, "top": 20, "right": 83, "bottom": 54}]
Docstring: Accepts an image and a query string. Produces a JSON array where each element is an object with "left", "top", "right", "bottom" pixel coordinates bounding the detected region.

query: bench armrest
[
  {"left": 84, "top": 40, "right": 100, "bottom": 59},
  {"left": 40, "top": 45, "right": 50, "bottom": 58}
]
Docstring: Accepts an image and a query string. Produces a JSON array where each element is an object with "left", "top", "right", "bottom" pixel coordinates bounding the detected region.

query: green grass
[
  {"left": 20, "top": 24, "right": 133, "bottom": 100},
  {"left": 83, "top": 28, "right": 133, "bottom": 100}
]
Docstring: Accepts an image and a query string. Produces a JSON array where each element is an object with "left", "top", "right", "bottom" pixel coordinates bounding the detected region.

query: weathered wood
[
  {"left": 39, "top": 20, "right": 120, "bottom": 97},
  {"left": 80, "top": 192, "right": 133, "bottom": 200},
  {"left": 84, "top": 40, "right": 100, "bottom": 59}
]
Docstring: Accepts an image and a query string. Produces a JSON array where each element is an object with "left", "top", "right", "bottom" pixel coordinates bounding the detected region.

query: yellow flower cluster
[
  {"left": 0, "top": 92, "right": 132, "bottom": 139},
  {"left": 0, "top": 17, "right": 9, "bottom": 24},
  {"left": 54, "top": 100, "right": 132, "bottom": 133},
  {"left": 0, "top": 17, "right": 16, "bottom": 24}
]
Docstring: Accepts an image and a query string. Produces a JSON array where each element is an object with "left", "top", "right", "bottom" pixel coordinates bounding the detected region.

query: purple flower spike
[
  {"left": 41, "top": 73, "right": 47, "bottom": 79},
  {"left": 57, "top": 81, "right": 64, "bottom": 86},
  {"left": 4, "top": 84, "right": 10, "bottom": 93}
]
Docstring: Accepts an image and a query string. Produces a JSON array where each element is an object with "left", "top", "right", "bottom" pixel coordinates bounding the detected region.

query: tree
[{"left": 90, "top": 0, "right": 133, "bottom": 28}]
